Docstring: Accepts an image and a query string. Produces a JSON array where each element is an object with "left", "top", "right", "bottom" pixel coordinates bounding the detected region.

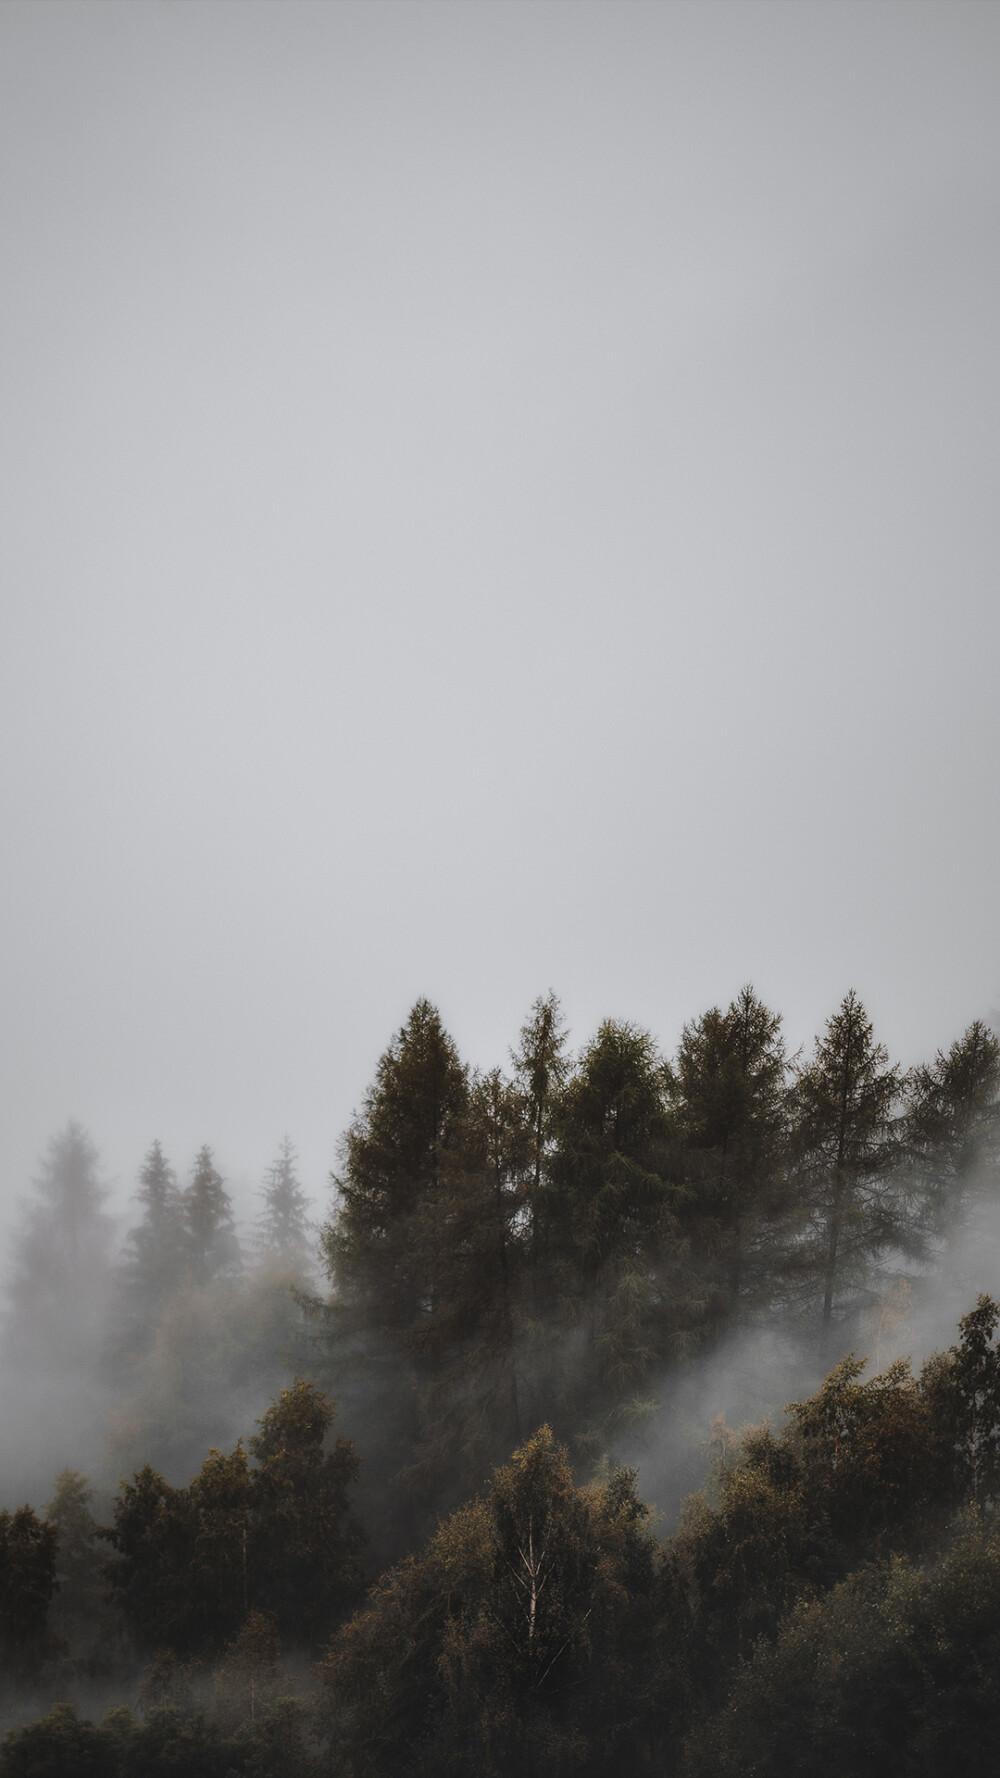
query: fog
[
  {"left": 1, "top": 0, "right": 1000, "bottom": 1685},
  {"left": 1, "top": 0, "right": 999, "bottom": 1241}
]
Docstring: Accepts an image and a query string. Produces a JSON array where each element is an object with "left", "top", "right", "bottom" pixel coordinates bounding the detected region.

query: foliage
[
  {"left": 0, "top": 1506, "right": 59, "bottom": 1678},
  {"left": 106, "top": 1381, "right": 362, "bottom": 1659},
  {"left": 319, "top": 1426, "right": 661, "bottom": 1778},
  {"left": 682, "top": 1511, "right": 1000, "bottom": 1778},
  {"left": 789, "top": 991, "right": 907, "bottom": 1344}
]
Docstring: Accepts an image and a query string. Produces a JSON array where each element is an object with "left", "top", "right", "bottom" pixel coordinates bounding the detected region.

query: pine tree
[
  {"left": 789, "top": 991, "right": 907, "bottom": 1351},
  {"left": 3, "top": 1122, "right": 113, "bottom": 1374},
  {"left": 182, "top": 1146, "right": 241, "bottom": 1285},
  {"left": 323, "top": 999, "right": 468, "bottom": 1336},
  {"left": 905, "top": 1020, "right": 1000, "bottom": 1237},
  {"left": 510, "top": 992, "right": 569, "bottom": 1299},
  {"left": 319, "top": 1000, "right": 468, "bottom": 1555},
  {"left": 551, "top": 1021, "right": 683, "bottom": 1421},
  {"left": 44, "top": 1470, "right": 111, "bottom": 1659},
  {"left": 115, "top": 1142, "right": 188, "bottom": 1356},
  {"left": 254, "top": 1137, "right": 312, "bottom": 1267},
  {"left": 669, "top": 985, "right": 792, "bottom": 1329}
]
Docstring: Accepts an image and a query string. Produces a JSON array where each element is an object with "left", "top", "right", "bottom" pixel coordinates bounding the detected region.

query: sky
[{"left": 1, "top": 0, "right": 998, "bottom": 1232}]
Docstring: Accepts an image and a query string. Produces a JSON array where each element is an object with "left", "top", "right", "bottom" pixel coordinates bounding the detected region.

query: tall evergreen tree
[
  {"left": 115, "top": 1143, "right": 188, "bottom": 1353},
  {"left": 182, "top": 1147, "right": 241, "bottom": 1286},
  {"left": 253, "top": 1137, "right": 312, "bottom": 1267},
  {"left": 669, "top": 985, "right": 791, "bottom": 1329},
  {"left": 510, "top": 992, "right": 569, "bottom": 1299},
  {"left": 323, "top": 999, "right": 468, "bottom": 1336},
  {"left": 905, "top": 1020, "right": 1000, "bottom": 1237},
  {"left": 551, "top": 1021, "right": 684, "bottom": 1424},
  {"left": 789, "top": 991, "right": 906, "bottom": 1350},
  {"left": 401, "top": 1067, "right": 534, "bottom": 1501},
  {"left": 3, "top": 1123, "right": 113, "bottom": 1373},
  {"left": 320, "top": 1000, "right": 468, "bottom": 1554}
]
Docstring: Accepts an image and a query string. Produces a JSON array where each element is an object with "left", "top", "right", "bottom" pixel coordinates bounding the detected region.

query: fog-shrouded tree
[
  {"left": 789, "top": 991, "right": 908, "bottom": 1351},
  {"left": 669, "top": 985, "right": 792, "bottom": 1330},
  {"left": 3, "top": 1122, "right": 114, "bottom": 1375},
  {"left": 0, "top": 1505, "right": 59, "bottom": 1681},
  {"left": 550, "top": 1021, "right": 687, "bottom": 1432},
  {"left": 113, "top": 1143, "right": 188, "bottom": 1364},
  {"left": 510, "top": 992, "right": 570, "bottom": 1295},
  {"left": 319, "top": 1426, "right": 660, "bottom": 1778},
  {"left": 318, "top": 1001, "right": 469, "bottom": 1556},
  {"left": 253, "top": 1136, "right": 313, "bottom": 1268},
  {"left": 397, "top": 1066, "right": 535, "bottom": 1508},
  {"left": 182, "top": 1146, "right": 241, "bottom": 1286},
  {"left": 44, "top": 1469, "right": 112, "bottom": 1664},
  {"left": 905, "top": 1019, "right": 1000, "bottom": 1239},
  {"left": 323, "top": 999, "right": 469, "bottom": 1337}
]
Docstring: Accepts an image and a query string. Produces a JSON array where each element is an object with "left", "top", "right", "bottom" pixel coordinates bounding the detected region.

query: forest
[{"left": 1, "top": 986, "right": 999, "bottom": 1774}]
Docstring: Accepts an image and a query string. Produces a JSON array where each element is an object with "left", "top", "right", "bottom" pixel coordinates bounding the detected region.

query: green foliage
[
  {"left": 107, "top": 1382, "right": 362, "bottom": 1660},
  {"left": 248, "top": 1378, "right": 364, "bottom": 1642},
  {"left": 0, "top": 1506, "right": 59, "bottom": 1678},
  {"left": 668, "top": 985, "right": 793, "bottom": 1325},
  {"left": 320, "top": 1426, "right": 661, "bottom": 1777},
  {"left": 906, "top": 1019, "right": 1000, "bottom": 1235},
  {"left": 682, "top": 1513, "right": 1000, "bottom": 1778},
  {"left": 789, "top": 991, "right": 906, "bottom": 1341},
  {"left": 0, "top": 1702, "right": 119, "bottom": 1778},
  {"left": 44, "top": 1469, "right": 113, "bottom": 1663}
]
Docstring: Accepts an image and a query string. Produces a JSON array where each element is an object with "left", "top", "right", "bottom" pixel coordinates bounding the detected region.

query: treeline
[
  {"left": 2, "top": 1128, "right": 317, "bottom": 1484},
  {"left": 5, "top": 1303, "right": 1000, "bottom": 1773},
  {"left": 3, "top": 985, "right": 1000, "bottom": 1539},
  {"left": 1, "top": 985, "right": 1000, "bottom": 1769},
  {"left": 317, "top": 989, "right": 999, "bottom": 1554}
]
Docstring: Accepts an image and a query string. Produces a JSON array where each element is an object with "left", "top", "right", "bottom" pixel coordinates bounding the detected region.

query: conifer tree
[
  {"left": 905, "top": 1019, "right": 1000, "bottom": 1236},
  {"left": 323, "top": 999, "right": 468, "bottom": 1335},
  {"left": 115, "top": 1142, "right": 188, "bottom": 1355},
  {"left": 319, "top": 1000, "right": 468, "bottom": 1554},
  {"left": 669, "top": 985, "right": 791, "bottom": 1328},
  {"left": 789, "top": 991, "right": 906, "bottom": 1349},
  {"left": 44, "top": 1470, "right": 110, "bottom": 1658},
  {"left": 253, "top": 1137, "right": 312, "bottom": 1267},
  {"left": 511, "top": 992, "right": 569, "bottom": 1297},
  {"left": 551, "top": 1021, "right": 683, "bottom": 1418},
  {"left": 3, "top": 1122, "right": 113, "bottom": 1374},
  {"left": 182, "top": 1146, "right": 241, "bottom": 1285}
]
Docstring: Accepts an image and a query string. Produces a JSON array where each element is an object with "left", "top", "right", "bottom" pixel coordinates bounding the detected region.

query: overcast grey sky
[{"left": 2, "top": 0, "right": 998, "bottom": 1226}]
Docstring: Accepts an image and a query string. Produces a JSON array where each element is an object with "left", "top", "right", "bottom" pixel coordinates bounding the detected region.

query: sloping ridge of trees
[{"left": 2, "top": 986, "right": 1000, "bottom": 1773}]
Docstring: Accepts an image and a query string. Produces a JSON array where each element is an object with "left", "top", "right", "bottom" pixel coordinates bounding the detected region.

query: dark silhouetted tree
[
  {"left": 905, "top": 1019, "right": 1000, "bottom": 1238},
  {"left": 669, "top": 985, "right": 792, "bottom": 1328},
  {"left": 789, "top": 992, "right": 906, "bottom": 1350}
]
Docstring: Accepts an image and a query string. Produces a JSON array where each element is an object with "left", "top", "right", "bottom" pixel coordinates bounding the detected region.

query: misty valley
[{"left": 1, "top": 987, "right": 999, "bottom": 1776}]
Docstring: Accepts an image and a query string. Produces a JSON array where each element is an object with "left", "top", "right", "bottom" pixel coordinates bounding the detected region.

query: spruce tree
[
  {"left": 115, "top": 1142, "right": 188, "bottom": 1356},
  {"left": 320, "top": 999, "right": 468, "bottom": 1555},
  {"left": 510, "top": 991, "right": 569, "bottom": 1298},
  {"left": 669, "top": 985, "right": 792, "bottom": 1329},
  {"left": 254, "top": 1137, "right": 312, "bottom": 1267},
  {"left": 182, "top": 1146, "right": 241, "bottom": 1285},
  {"left": 551, "top": 1020, "right": 683, "bottom": 1424},
  {"left": 789, "top": 991, "right": 906, "bottom": 1351},
  {"left": 3, "top": 1122, "right": 113, "bottom": 1374},
  {"left": 323, "top": 999, "right": 468, "bottom": 1336},
  {"left": 905, "top": 1020, "right": 1000, "bottom": 1237}
]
